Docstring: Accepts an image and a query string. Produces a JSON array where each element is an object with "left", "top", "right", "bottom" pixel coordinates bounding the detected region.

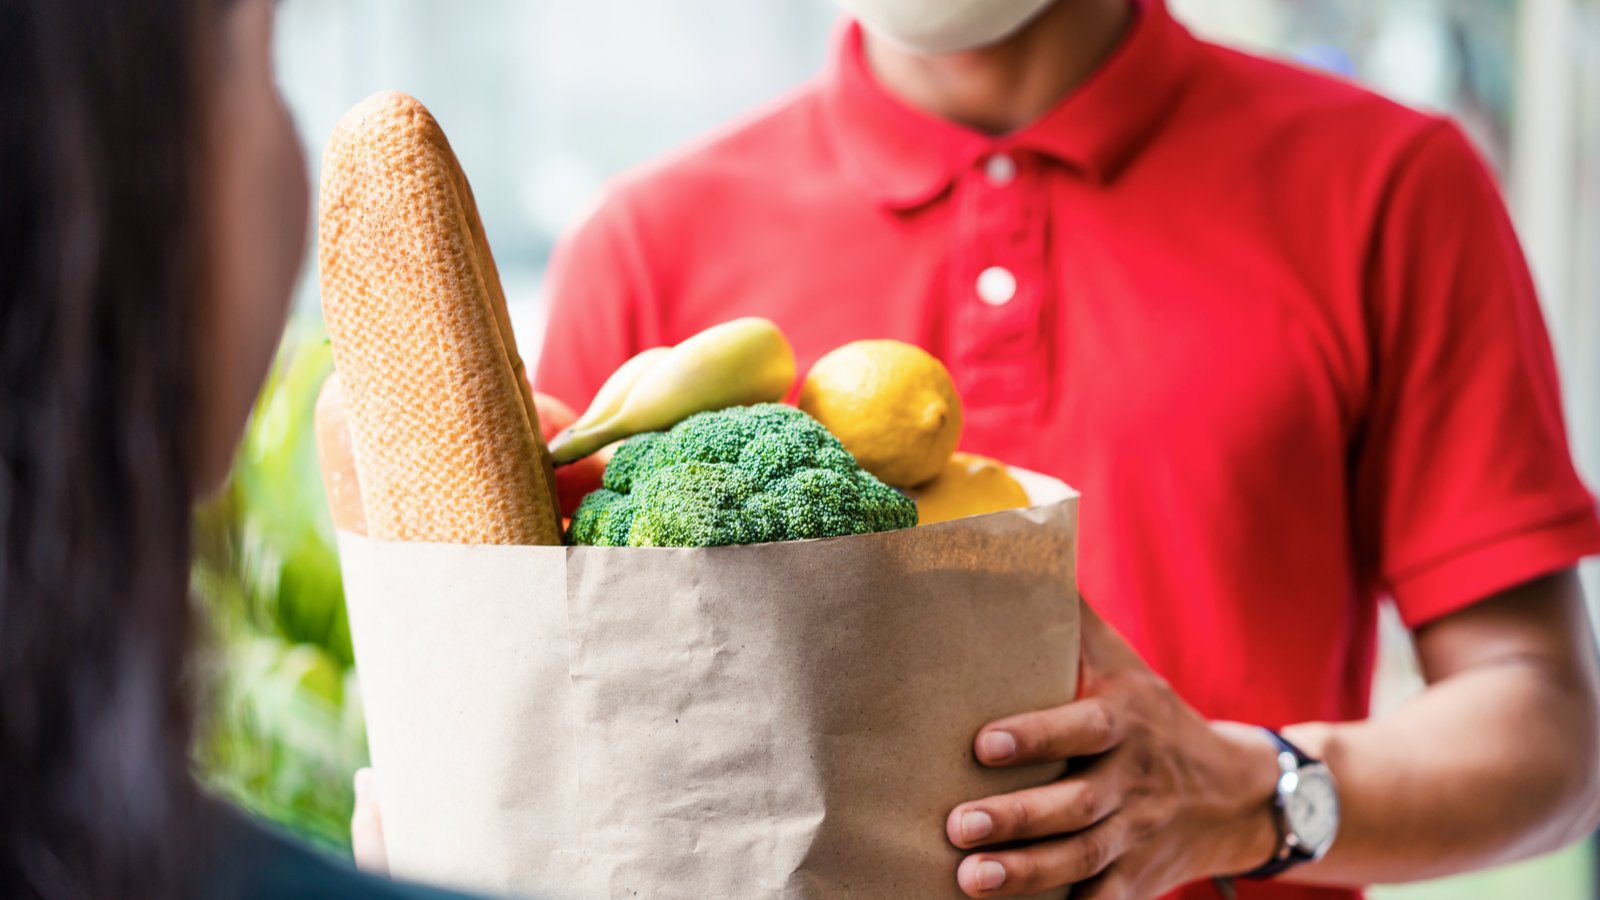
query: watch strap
[
  {"left": 1241, "top": 842, "right": 1314, "bottom": 880},
  {"left": 1264, "top": 729, "right": 1315, "bottom": 768},
  {"left": 1238, "top": 728, "right": 1320, "bottom": 880}
]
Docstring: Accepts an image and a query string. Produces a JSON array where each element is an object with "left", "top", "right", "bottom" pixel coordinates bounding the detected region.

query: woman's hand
[
  {"left": 947, "top": 602, "right": 1282, "bottom": 898},
  {"left": 351, "top": 768, "right": 390, "bottom": 875}
]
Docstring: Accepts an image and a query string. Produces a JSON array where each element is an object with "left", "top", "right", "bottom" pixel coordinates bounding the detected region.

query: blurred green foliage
[{"left": 192, "top": 323, "right": 366, "bottom": 851}]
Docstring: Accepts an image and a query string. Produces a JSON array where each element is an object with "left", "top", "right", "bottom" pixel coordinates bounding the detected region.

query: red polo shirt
[{"left": 535, "top": 2, "right": 1600, "bottom": 896}]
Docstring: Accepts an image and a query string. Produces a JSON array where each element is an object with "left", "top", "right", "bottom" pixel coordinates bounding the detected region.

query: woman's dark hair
[{"left": 1, "top": 0, "right": 215, "bottom": 896}]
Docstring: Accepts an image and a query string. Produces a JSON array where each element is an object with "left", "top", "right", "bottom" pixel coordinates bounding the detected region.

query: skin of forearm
[{"left": 1280, "top": 574, "right": 1600, "bottom": 885}]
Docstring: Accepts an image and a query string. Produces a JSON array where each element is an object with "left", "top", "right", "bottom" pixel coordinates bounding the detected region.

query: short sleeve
[
  {"left": 533, "top": 191, "right": 659, "bottom": 411},
  {"left": 1355, "top": 120, "right": 1600, "bottom": 626}
]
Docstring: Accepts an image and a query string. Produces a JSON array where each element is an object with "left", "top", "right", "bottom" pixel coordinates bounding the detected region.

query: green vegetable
[
  {"left": 570, "top": 403, "right": 917, "bottom": 547},
  {"left": 565, "top": 487, "right": 635, "bottom": 546}
]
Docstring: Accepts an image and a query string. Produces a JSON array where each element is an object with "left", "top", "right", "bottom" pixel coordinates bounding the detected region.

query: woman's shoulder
[{"left": 200, "top": 802, "right": 487, "bottom": 900}]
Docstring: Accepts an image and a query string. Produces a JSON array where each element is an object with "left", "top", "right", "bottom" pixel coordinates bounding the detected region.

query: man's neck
[{"left": 861, "top": 0, "right": 1135, "bottom": 135}]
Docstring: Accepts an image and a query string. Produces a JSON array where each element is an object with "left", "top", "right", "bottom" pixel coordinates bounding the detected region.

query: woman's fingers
[
  {"left": 975, "top": 696, "right": 1123, "bottom": 766},
  {"left": 947, "top": 763, "right": 1122, "bottom": 848},
  {"left": 351, "top": 768, "right": 390, "bottom": 876},
  {"left": 955, "top": 816, "right": 1128, "bottom": 897}
]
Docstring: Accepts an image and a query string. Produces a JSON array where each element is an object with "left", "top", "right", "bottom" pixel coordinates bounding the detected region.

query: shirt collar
[{"left": 821, "top": 0, "right": 1200, "bottom": 209}]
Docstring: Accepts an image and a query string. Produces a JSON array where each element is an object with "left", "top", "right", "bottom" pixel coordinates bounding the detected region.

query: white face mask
[{"left": 833, "top": 0, "right": 1057, "bottom": 54}]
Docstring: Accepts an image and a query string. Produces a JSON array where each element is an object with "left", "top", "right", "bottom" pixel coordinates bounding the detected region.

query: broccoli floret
[
  {"left": 601, "top": 430, "right": 668, "bottom": 493},
  {"left": 852, "top": 471, "right": 920, "bottom": 534},
  {"left": 568, "top": 403, "right": 917, "bottom": 547},
  {"left": 770, "top": 468, "right": 918, "bottom": 540},
  {"left": 566, "top": 488, "right": 636, "bottom": 547},
  {"left": 625, "top": 462, "right": 757, "bottom": 547}
]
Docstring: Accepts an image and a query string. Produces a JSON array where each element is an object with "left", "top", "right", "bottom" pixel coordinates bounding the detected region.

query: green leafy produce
[{"left": 569, "top": 403, "right": 917, "bottom": 547}]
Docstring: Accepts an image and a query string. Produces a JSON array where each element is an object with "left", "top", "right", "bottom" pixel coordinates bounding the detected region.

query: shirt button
[
  {"left": 984, "top": 153, "right": 1017, "bottom": 186},
  {"left": 976, "top": 266, "right": 1017, "bottom": 306}
]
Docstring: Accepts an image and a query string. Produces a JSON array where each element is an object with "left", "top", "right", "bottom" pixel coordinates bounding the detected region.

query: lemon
[
  {"left": 799, "top": 340, "right": 962, "bottom": 488},
  {"left": 908, "top": 453, "right": 1031, "bottom": 524}
]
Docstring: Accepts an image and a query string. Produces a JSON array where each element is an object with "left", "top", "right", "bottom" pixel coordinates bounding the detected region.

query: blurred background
[{"left": 196, "top": 0, "right": 1600, "bottom": 895}]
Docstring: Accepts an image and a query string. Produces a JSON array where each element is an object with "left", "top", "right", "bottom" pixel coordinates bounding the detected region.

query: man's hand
[
  {"left": 947, "top": 602, "right": 1280, "bottom": 898},
  {"left": 352, "top": 767, "right": 390, "bottom": 875}
]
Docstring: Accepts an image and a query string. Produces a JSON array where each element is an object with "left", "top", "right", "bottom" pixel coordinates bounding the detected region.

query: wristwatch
[{"left": 1240, "top": 729, "right": 1340, "bottom": 880}]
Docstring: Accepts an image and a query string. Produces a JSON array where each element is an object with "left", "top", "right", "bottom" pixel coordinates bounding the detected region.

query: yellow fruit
[
  {"left": 908, "top": 453, "right": 1031, "bottom": 525},
  {"left": 799, "top": 340, "right": 962, "bottom": 488},
  {"left": 550, "top": 318, "right": 796, "bottom": 463}
]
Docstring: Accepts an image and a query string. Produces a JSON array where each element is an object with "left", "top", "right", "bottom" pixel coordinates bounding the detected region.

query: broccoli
[
  {"left": 599, "top": 430, "right": 668, "bottom": 494},
  {"left": 564, "top": 488, "right": 635, "bottom": 546},
  {"left": 568, "top": 403, "right": 917, "bottom": 547}
]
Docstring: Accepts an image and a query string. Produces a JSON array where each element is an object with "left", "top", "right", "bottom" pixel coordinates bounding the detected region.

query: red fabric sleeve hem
[{"left": 1389, "top": 504, "right": 1600, "bottom": 628}]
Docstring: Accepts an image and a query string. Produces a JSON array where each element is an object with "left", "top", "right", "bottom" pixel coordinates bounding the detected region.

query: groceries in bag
[{"left": 315, "top": 90, "right": 1079, "bottom": 900}]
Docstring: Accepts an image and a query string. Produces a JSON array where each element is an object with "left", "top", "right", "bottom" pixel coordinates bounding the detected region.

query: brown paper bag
[{"left": 340, "top": 470, "right": 1080, "bottom": 899}]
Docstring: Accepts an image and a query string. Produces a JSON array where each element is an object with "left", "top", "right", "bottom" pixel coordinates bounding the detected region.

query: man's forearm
[{"left": 1279, "top": 608, "right": 1600, "bottom": 884}]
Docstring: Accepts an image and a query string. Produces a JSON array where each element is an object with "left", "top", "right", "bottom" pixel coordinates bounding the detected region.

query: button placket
[{"left": 948, "top": 150, "right": 1054, "bottom": 416}]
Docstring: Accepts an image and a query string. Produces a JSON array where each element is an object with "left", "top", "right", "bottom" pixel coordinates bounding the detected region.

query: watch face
[{"left": 1286, "top": 767, "right": 1340, "bottom": 855}]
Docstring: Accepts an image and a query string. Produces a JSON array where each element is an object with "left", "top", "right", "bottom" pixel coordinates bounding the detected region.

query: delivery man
[{"left": 356, "top": 0, "right": 1600, "bottom": 897}]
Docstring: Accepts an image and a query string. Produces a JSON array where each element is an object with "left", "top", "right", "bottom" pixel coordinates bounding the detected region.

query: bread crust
[{"left": 319, "top": 91, "right": 562, "bottom": 545}]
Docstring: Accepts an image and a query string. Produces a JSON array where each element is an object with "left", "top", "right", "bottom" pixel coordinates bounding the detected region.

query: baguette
[{"left": 319, "top": 91, "right": 562, "bottom": 545}]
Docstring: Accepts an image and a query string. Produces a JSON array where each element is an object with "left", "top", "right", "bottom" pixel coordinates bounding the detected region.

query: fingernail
[
  {"left": 979, "top": 731, "right": 1016, "bottom": 762},
  {"left": 354, "top": 768, "right": 374, "bottom": 802},
  {"left": 976, "top": 860, "right": 1007, "bottom": 891},
  {"left": 960, "top": 810, "right": 994, "bottom": 842}
]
